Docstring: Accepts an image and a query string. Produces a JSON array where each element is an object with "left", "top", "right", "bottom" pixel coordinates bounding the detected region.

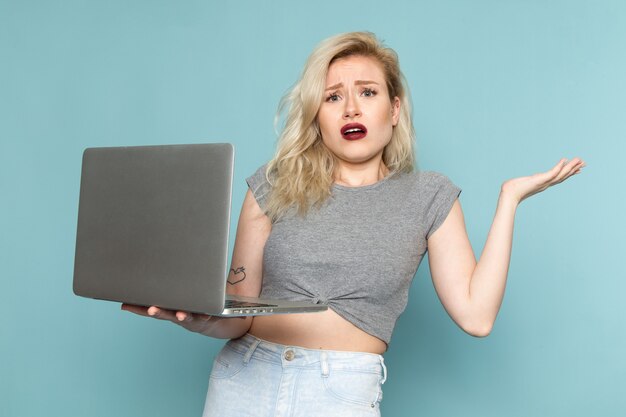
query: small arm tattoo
[{"left": 227, "top": 266, "right": 246, "bottom": 285}]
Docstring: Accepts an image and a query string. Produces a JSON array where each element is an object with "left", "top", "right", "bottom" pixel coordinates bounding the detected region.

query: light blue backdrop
[{"left": 1, "top": 1, "right": 624, "bottom": 416}]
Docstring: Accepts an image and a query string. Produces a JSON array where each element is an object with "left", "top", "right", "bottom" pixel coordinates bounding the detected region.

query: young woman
[{"left": 123, "top": 32, "right": 585, "bottom": 416}]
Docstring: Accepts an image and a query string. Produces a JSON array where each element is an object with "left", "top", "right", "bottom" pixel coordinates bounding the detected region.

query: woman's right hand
[{"left": 121, "top": 304, "right": 248, "bottom": 338}]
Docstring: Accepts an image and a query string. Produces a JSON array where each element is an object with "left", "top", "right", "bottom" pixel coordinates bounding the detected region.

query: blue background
[{"left": 1, "top": 1, "right": 624, "bottom": 416}]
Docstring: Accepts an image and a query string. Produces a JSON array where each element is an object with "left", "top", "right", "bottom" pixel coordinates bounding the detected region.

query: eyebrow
[{"left": 324, "top": 80, "right": 380, "bottom": 91}]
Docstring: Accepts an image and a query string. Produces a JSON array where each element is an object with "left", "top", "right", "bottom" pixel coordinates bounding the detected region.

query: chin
[{"left": 336, "top": 152, "right": 382, "bottom": 165}]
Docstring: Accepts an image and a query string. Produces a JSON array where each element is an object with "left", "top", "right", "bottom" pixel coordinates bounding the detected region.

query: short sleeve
[
  {"left": 245, "top": 164, "right": 271, "bottom": 211},
  {"left": 423, "top": 172, "right": 462, "bottom": 239}
]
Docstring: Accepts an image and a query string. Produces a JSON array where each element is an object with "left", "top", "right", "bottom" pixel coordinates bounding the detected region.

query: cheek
[
  {"left": 374, "top": 106, "right": 395, "bottom": 130},
  {"left": 317, "top": 110, "right": 335, "bottom": 137},
  {"left": 374, "top": 108, "right": 395, "bottom": 144}
]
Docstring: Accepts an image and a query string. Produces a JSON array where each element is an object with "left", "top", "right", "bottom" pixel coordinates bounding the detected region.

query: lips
[{"left": 341, "top": 123, "right": 367, "bottom": 140}]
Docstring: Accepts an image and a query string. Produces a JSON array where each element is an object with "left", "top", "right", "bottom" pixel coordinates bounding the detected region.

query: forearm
[
  {"left": 430, "top": 159, "right": 584, "bottom": 336},
  {"left": 466, "top": 191, "right": 519, "bottom": 334},
  {"left": 468, "top": 157, "right": 585, "bottom": 328},
  {"left": 196, "top": 316, "right": 253, "bottom": 339}
]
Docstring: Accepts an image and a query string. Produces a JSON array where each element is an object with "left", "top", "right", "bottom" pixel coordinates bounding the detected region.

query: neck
[{"left": 334, "top": 159, "right": 389, "bottom": 187}]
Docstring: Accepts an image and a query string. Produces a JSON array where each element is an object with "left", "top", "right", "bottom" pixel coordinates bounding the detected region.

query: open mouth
[{"left": 341, "top": 123, "right": 367, "bottom": 140}]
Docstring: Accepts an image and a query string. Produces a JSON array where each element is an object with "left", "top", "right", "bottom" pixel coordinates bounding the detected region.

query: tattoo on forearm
[{"left": 227, "top": 266, "right": 246, "bottom": 285}]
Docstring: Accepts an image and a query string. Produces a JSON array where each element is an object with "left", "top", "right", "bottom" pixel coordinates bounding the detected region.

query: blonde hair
[{"left": 265, "top": 32, "right": 415, "bottom": 221}]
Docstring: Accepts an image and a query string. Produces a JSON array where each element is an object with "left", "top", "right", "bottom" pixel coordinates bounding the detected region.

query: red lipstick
[{"left": 341, "top": 123, "right": 367, "bottom": 140}]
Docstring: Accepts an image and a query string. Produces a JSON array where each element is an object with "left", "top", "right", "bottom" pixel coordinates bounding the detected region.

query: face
[{"left": 317, "top": 55, "right": 400, "bottom": 171}]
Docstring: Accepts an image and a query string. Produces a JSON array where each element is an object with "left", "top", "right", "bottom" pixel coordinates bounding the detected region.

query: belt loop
[
  {"left": 379, "top": 356, "right": 387, "bottom": 385},
  {"left": 320, "top": 352, "right": 329, "bottom": 377},
  {"left": 243, "top": 338, "right": 261, "bottom": 365}
]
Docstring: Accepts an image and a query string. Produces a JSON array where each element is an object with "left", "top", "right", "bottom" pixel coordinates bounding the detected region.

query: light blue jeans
[{"left": 202, "top": 334, "right": 387, "bottom": 417}]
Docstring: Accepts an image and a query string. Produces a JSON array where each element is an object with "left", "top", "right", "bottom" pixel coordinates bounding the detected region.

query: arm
[
  {"left": 122, "top": 189, "right": 272, "bottom": 339},
  {"left": 427, "top": 158, "right": 585, "bottom": 337}
]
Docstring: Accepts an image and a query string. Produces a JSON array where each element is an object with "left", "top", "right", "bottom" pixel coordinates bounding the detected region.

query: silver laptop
[{"left": 73, "top": 143, "right": 327, "bottom": 316}]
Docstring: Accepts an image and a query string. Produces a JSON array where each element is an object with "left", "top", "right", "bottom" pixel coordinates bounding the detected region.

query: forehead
[{"left": 325, "top": 55, "right": 386, "bottom": 85}]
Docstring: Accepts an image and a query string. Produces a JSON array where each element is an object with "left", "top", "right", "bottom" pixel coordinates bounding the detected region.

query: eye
[
  {"left": 361, "top": 88, "right": 377, "bottom": 97},
  {"left": 325, "top": 92, "right": 340, "bottom": 103}
]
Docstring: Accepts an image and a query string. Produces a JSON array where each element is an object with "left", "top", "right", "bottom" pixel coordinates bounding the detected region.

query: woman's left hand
[{"left": 501, "top": 158, "right": 586, "bottom": 204}]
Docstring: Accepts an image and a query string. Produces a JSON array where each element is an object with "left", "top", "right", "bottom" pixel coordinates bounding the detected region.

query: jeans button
[{"left": 284, "top": 349, "right": 295, "bottom": 361}]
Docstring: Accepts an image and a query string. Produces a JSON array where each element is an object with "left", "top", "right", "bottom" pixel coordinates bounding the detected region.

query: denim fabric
[{"left": 202, "top": 334, "right": 387, "bottom": 417}]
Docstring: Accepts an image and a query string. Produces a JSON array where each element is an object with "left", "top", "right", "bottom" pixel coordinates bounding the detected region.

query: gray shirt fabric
[{"left": 246, "top": 165, "right": 461, "bottom": 345}]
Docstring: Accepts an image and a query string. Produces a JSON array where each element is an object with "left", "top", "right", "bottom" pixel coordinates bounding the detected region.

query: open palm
[{"left": 501, "top": 158, "right": 586, "bottom": 204}]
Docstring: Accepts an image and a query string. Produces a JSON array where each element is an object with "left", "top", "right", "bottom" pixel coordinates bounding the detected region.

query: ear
[{"left": 391, "top": 96, "right": 401, "bottom": 126}]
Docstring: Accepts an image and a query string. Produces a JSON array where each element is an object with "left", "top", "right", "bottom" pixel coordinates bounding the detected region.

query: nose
[{"left": 343, "top": 94, "right": 361, "bottom": 119}]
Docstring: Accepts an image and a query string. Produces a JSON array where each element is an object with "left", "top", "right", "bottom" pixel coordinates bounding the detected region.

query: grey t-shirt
[{"left": 246, "top": 166, "right": 461, "bottom": 345}]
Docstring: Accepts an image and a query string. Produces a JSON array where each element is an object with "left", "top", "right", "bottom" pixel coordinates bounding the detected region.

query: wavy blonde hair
[{"left": 265, "top": 32, "right": 415, "bottom": 221}]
